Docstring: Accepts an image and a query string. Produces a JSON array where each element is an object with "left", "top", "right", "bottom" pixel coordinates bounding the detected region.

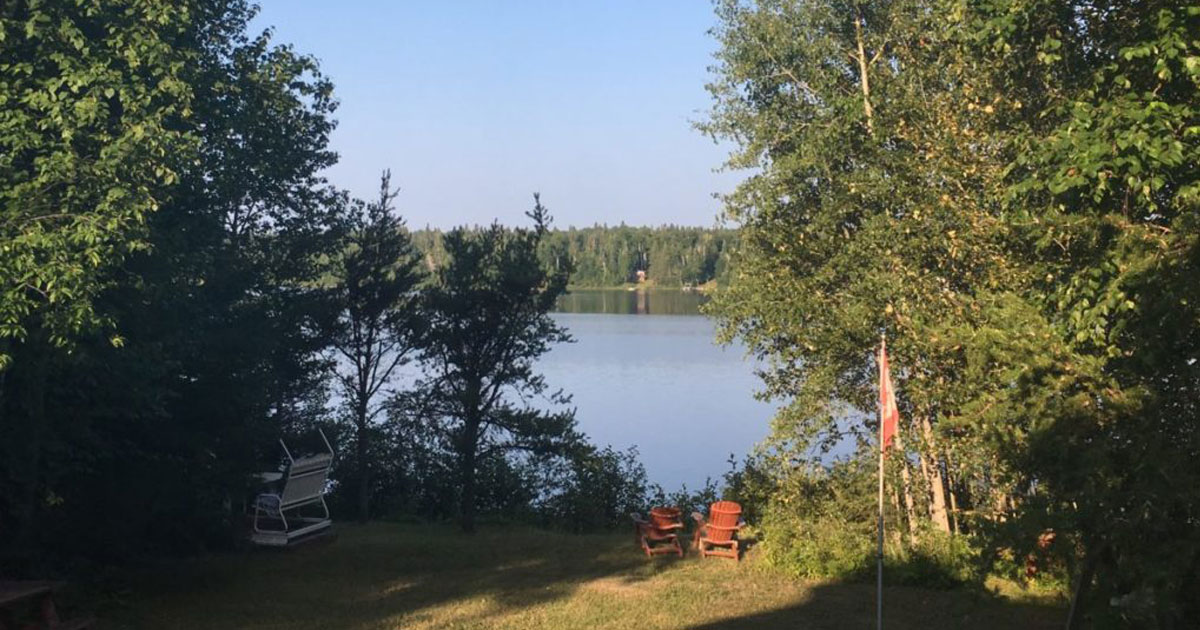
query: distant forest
[{"left": 412, "top": 225, "right": 738, "bottom": 288}]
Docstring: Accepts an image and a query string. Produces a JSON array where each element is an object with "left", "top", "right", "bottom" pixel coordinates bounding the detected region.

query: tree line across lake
[{"left": 411, "top": 225, "right": 738, "bottom": 289}]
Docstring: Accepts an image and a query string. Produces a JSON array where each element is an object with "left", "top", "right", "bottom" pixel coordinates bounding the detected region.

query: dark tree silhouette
[
  {"left": 416, "top": 195, "right": 578, "bottom": 532},
  {"left": 328, "top": 171, "right": 424, "bottom": 522}
]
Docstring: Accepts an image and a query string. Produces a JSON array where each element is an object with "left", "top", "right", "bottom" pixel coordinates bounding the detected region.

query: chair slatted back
[
  {"left": 705, "top": 501, "right": 742, "bottom": 542},
  {"left": 649, "top": 507, "right": 680, "bottom": 529},
  {"left": 279, "top": 454, "right": 332, "bottom": 509}
]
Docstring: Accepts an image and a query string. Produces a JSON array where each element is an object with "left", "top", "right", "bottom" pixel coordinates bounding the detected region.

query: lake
[{"left": 543, "top": 289, "right": 774, "bottom": 491}]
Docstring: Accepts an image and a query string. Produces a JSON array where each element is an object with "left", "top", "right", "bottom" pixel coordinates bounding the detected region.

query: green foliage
[
  {"left": 721, "top": 454, "right": 774, "bottom": 525},
  {"left": 328, "top": 395, "right": 652, "bottom": 534},
  {"left": 756, "top": 456, "right": 876, "bottom": 581},
  {"left": 530, "top": 445, "right": 649, "bottom": 533},
  {"left": 954, "top": 2, "right": 1200, "bottom": 624},
  {"left": 0, "top": 0, "right": 343, "bottom": 566},
  {"left": 0, "top": 0, "right": 196, "bottom": 357},
  {"left": 706, "top": 0, "right": 1200, "bottom": 624},
  {"left": 763, "top": 512, "right": 875, "bottom": 580},
  {"left": 751, "top": 456, "right": 976, "bottom": 587},
  {"left": 647, "top": 477, "right": 722, "bottom": 518},
  {"left": 888, "top": 531, "right": 979, "bottom": 589},
  {"left": 415, "top": 196, "right": 580, "bottom": 532}
]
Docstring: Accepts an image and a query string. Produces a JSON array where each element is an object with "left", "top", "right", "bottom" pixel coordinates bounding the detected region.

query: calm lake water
[{"left": 543, "top": 289, "right": 773, "bottom": 491}]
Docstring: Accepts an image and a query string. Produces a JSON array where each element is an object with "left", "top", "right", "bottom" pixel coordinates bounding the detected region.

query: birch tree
[{"left": 703, "top": 0, "right": 1011, "bottom": 538}]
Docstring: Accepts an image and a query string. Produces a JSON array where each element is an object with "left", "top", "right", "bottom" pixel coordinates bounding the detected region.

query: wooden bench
[{"left": 0, "top": 581, "right": 94, "bottom": 630}]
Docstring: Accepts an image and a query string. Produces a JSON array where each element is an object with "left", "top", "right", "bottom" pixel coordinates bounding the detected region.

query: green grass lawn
[{"left": 94, "top": 523, "right": 1064, "bottom": 629}]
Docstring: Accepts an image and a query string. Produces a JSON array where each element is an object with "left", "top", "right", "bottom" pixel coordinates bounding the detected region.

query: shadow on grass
[
  {"left": 94, "top": 523, "right": 1065, "bottom": 630},
  {"left": 97, "top": 522, "right": 681, "bottom": 630},
  {"left": 685, "top": 580, "right": 1065, "bottom": 630}
]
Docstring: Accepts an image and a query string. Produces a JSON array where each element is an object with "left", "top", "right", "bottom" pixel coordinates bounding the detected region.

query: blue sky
[{"left": 252, "top": 1, "right": 740, "bottom": 229}]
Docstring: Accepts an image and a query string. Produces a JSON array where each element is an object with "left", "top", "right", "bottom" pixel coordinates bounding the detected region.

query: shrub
[
  {"left": 530, "top": 445, "right": 649, "bottom": 532},
  {"left": 647, "top": 478, "right": 721, "bottom": 517},
  {"left": 886, "top": 529, "right": 979, "bottom": 589},
  {"left": 747, "top": 454, "right": 980, "bottom": 588}
]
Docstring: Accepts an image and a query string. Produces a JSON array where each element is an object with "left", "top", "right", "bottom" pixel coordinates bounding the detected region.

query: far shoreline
[{"left": 565, "top": 283, "right": 718, "bottom": 292}]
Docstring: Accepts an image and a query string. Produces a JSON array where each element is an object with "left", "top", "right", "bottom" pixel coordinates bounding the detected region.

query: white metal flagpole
[{"left": 877, "top": 334, "right": 885, "bottom": 630}]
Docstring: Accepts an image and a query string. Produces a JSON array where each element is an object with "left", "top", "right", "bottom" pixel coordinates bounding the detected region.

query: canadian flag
[{"left": 879, "top": 339, "right": 899, "bottom": 453}]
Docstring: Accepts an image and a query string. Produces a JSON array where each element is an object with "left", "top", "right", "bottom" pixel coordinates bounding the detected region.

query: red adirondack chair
[
  {"left": 692, "top": 501, "right": 743, "bottom": 560},
  {"left": 631, "top": 507, "right": 684, "bottom": 557}
]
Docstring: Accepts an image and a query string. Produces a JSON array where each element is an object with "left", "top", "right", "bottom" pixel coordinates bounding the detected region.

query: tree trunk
[
  {"left": 853, "top": 5, "right": 874, "bottom": 136},
  {"left": 918, "top": 416, "right": 952, "bottom": 533},
  {"left": 356, "top": 400, "right": 370, "bottom": 523},
  {"left": 945, "top": 465, "right": 961, "bottom": 533},
  {"left": 888, "top": 489, "right": 904, "bottom": 546},
  {"left": 993, "top": 487, "right": 1010, "bottom": 522},
  {"left": 1066, "top": 541, "right": 1101, "bottom": 630},
  {"left": 891, "top": 434, "right": 919, "bottom": 543},
  {"left": 459, "top": 418, "right": 480, "bottom": 533},
  {"left": 898, "top": 459, "right": 919, "bottom": 542}
]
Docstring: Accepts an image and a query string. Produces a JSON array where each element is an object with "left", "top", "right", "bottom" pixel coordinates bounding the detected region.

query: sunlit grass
[{"left": 97, "top": 523, "right": 1064, "bottom": 629}]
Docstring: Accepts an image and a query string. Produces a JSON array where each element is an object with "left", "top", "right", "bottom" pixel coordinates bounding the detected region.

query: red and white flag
[{"left": 879, "top": 339, "right": 899, "bottom": 454}]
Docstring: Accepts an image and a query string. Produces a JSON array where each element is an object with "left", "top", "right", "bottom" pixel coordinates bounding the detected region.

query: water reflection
[
  {"left": 542, "top": 312, "right": 771, "bottom": 490},
  {"left": 556, "top": 288, "right": 710, "bottom": 316},
  {"left": 546, "top": 288, "right": 774, "bottom": 489}
]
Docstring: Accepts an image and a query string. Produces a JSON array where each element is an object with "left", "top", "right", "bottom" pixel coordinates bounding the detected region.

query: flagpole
[{"left": 877, "top": 333, "right": 885, "bottom": 630}]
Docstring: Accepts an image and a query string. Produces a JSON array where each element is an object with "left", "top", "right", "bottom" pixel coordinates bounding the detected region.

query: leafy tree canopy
[
  {"left": 705, "top": 0, "right": 1200, "bottom": 623},
  {"left": 0, "top": 0, "right": 196, "bottom": 359}
]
